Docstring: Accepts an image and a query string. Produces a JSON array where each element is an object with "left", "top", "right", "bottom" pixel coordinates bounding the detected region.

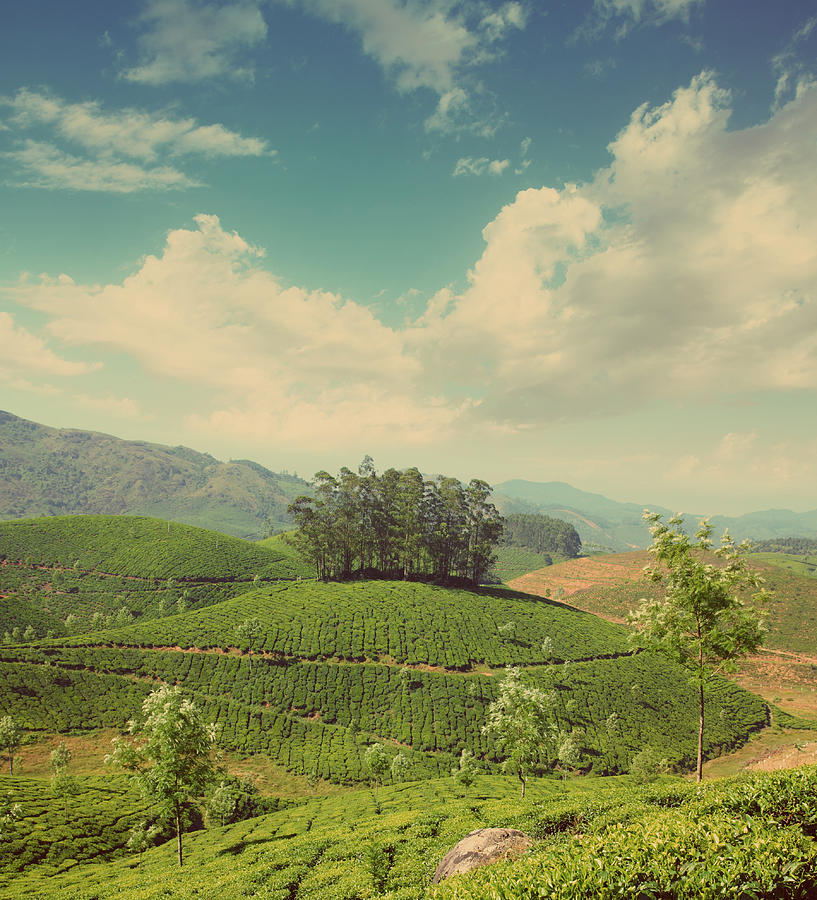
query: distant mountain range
[
  {"left": 2, "top": 410, "right": 816, "bottom": 548},
  {"left": 0, "top": 411, "right": 308, "bottom": 539},
  {"left": 492, "top": 480, "right": 817, "bottom": 552}
]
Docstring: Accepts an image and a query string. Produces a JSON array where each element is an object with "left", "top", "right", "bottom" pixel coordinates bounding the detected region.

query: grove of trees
[
  {"left": 288, "top": 457, "right": 504, "bottom": 584},
  {"left": 501, "top": 513, "right": 582, "bottom": 558}
]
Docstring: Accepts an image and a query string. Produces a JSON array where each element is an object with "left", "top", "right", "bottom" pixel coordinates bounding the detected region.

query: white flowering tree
[
  {"left": 107, "top": 685, "right": 217, "bottom": 866},
  {"left": 482, "top": 667, "right": 560, "bottom": 799}
]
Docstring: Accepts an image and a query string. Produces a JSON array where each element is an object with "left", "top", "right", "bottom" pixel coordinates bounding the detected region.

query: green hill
[
  {"left": 0, "top": 577, "right": 768, "bottom": 781},
  {"left": 0, "top": 515, "right": 314, "bottom": 638},
  {"left": 0, "top": 411, "right": 308, "bottom": 538}
]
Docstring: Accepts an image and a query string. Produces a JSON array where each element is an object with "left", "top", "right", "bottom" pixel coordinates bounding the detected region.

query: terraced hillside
[
  {"left": 0, "top": 516, "right": 314, "bottom": 638},
  {"left": 0, "top": 576, "right": 767, "bottom": 783}
]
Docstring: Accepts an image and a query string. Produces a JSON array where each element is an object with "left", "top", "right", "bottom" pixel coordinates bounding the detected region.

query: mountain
[
  {"left": 0, "top": 411, "right": 308, "bottom": 539},
  {"left": 493, "top": 480, "right": 817, "bottom": 552}
]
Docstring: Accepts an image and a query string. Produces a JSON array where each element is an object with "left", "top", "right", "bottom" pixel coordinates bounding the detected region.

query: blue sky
[{"left": 1, "top": 0, "right": 816, "bottom": 515}]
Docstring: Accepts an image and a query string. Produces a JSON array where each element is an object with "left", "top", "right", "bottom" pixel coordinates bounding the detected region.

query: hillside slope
[
  {"left": 0, "top": 515, "right": 314, "bottom": 638},
  {"left": 0, "top": 411, "right": 307, "bottom": 538},
  {"left": 508, "top": 551, "right": 817, "bottom": 657},
  {"left": 0, "top": 576, "right": 768, "bottom": 783}
]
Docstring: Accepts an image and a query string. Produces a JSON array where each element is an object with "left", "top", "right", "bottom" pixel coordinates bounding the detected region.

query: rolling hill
[
  {"left": 0, "top": 515, "right": 314, "bottom": 639},
  {"left": 2, "top": 515, "right": 811, "bottom": 899},
  {"left": 0, "top": 411, "right": 308, "bottom": 538},
  {"left": 0, "top": 566, "right": 768, "bottom": 784}
]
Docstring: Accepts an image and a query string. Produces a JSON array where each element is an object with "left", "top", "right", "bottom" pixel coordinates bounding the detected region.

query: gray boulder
[{"left": 432, "top": 827, "right": 532, "bottom": 883}]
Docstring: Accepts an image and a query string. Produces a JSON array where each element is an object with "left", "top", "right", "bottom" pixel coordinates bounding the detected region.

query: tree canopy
[
  {"left": 288, "top": 457, "right": 504, "bottom": 584},
  {"left": 502, "top": 513, "right": 582, "bottom": 558},
  {"left": 482, "top": 666, "right": 562, "bottom": 798}
]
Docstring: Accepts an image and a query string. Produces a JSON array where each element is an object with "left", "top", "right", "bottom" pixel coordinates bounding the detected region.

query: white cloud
[
  {"left": 73, "top": 393, "right": 149, "bottom": 419},
  {"left": 122, "top": 0, "right": 267, "bottom": 85},
  {"left": 3, "top": 89, "right": 270, "bottom": 162},
  {"left": 453, "top": 156, "right": 510, "bottom": 176},
  {"left": 5, "top": 140, "right": 198, "bottom": 192},
  {"left": 5, "top": 73, "right": 817, "bottom": 451},
  {"left": 290, "top": 1, "right": 526, "bottom": 133},
  {"left": 4, "top": 214, "right": 459, "bottom": 446},
  {"left": 581, "top": 0, "right": 703, "bottom": 38},
  {"left": 408, "top": 72, "right": 817, "bottom": 427},
  {"left": 0, "top": 312, "right": 97, "bottom": 385},
  {"left": 771, "top": 15, "right": 817, "bottom": 109},
  {"left": 0, "top": 89, "right": 271, "bottom": 191},
  {"left": 665, "top": 432, "right": 817, "bottom": 504}
]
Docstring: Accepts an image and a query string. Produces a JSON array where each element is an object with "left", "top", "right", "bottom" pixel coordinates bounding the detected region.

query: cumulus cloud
[
  {"left": 453, "top": 156, "right": 510, "bottom": 176},
  {"left": 0, "top": 89, "right": 271, "bottom": 191},
  {"left": 5, "top": 73, "right": 817, "bottom": 448},
  {"left": 4, "top": 214, "right": 459, "bottom": 446},
  {"left": 408, "top": 72, "right": 817, "bottom": 428},
  {"left": 122, "top": 0, "right": 267, "bottom": 84},
  {"left": 0, "top": 312, "right": 97, "bottom": 388}
]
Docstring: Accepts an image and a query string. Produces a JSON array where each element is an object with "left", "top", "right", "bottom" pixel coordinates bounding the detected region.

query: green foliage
[
  {"left": 628, "top": 747, "right": 669, "bottom": 784},
  {"left": 391, "top": 750, "right": 411, "bottom": 784},
  {"left": 4, "top": 769, "right": 817, "bottom": 900},
  {"left": 482, "top": 667, "right": 561, "bottom": 797},
  {"left": 289, "top": 461, "right": 503, "bottom": 583},
  {"left": 490, "top": 546, "right": 554, "bottom": 583},
  {"left": 0, "top": 719, "right": 21, "bottom": 775},
  {"left": 84, "top": 579, "right": 633, "bottom": 668},
  {"left": 0, "top": 410, "right": 306, "bottom": 538},
  {"left": 0, "top": 515, "right": 312, "bottom": 638},
  {"left": 0, "top": 774, "right": 151, "bottom": 873},
  {"left": 502, "top": 513, "right": 582, "bottom": 558},
  {"left": 364, "top": 743, "right": 389, "bottom": 797},
  {"left": 631, "top": 512, "right": 767, "bottom": 781},
  {"left": 205, "top": 775, "right": 263, "bottom": 827},
  {"left": 452, "top": 749, "right": 479, "bottom": 796},
  {"left": 106, "top": 685, "right": 218, "bottom": 866}
]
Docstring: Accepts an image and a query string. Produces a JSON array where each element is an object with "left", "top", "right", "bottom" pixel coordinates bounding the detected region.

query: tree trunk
[
  {"left": 519, "top": 772, "right": 526, "bottom": 800},
  {"left": 697, "top": 628, "right": 704, "bottom": 783},
  {"left": 175, "top": 803, "right": 183, "bottom": 866}
]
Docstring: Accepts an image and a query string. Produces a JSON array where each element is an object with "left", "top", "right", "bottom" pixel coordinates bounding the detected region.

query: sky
[{"left": 1, "top": 0, "right": 816, "bottom": 516}]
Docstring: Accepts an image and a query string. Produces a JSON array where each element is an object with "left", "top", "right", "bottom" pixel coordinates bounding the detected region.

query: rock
[{"left": 432, "top": 827, "right": 533, "bottom": 883}]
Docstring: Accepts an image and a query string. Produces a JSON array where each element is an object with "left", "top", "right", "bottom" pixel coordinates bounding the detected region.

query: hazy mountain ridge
[
  {"left": 494, "top": 480, "right": 817, "bottom": 552},
  {"left": 0, "top": 411, "right": 307, "bottom": 539}
]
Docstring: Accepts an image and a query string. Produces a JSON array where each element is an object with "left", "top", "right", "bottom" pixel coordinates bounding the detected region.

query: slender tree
[
  {"left": 106, "top": 685, "right": 217, "bottom": 866},
  {"left": 630, "top": 512, "right": 766, "bottom": 782},
  {"left": 0, "top": 717, "right": 21, "bottom": 775},
  {"left": 364, "top": 743, "right": 389, "bottom": 800},
  {"left": 482, "top": 667, "right": 560, "bottom": 799}
]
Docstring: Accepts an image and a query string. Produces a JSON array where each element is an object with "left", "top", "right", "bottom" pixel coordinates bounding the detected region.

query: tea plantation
[
  {"left": 1, "top": 515, "right": 810, "bottom": 898},
  {"left": 0, "top": 571, "right": 768, "bottom": 781},
  {"left": 2, "top": 767, "right": 817, "bottom": 899},
  {"left": 0, "top": 516, "right": 314, "bottom": 638}
]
